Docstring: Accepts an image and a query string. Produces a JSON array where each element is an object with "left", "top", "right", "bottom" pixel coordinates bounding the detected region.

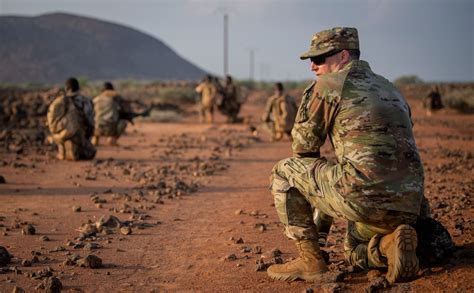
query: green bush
[
  {"left": 443, "top": 88, "right": 474, "bottom": 114},
  {"left": 393, "top": 75, "right": 424, "bottom": 88},
  {"left": 157, "top": 87, "right": 198, "bottom": 104}
]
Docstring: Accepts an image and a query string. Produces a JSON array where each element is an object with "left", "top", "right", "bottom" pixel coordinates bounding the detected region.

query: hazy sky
[{"left": 1, "top": 0, "right": 473, "bottom": 82}]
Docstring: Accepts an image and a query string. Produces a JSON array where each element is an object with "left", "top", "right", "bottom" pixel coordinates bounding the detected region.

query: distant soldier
[
  {"left": 423, "top": 85, "right": 444, "bottom": 116},
  {"left": 92, "top": 82, "right": 129, "bottom": 146},
  {"left": 195, "top": 75, "right": 217, "bottom": 123},
  {"left": 261, "top": 82, "right": 298, "bottom": 141},
  {"left": 219, "top": 75, "right": 243, "bottom": 123},
  {"left": 47, "top": 77, "right": 96, "bottom": 160}
]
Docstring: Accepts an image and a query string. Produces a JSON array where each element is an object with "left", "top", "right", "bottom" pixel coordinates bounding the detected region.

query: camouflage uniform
[
  {"left": 93, "top": 90, "right": 127, "bottom": 138},
  {"left": 219, "top": 79, "right": 242, "bottom": 123},
  {"left": 262, "top": 93, "right": 298, "bottom": 141},
  {"left": 195, "top": 80, "right": 217, "bottom": 123},
  {"left": 423, "top": 86, "right": 443, "bottom": 115},
  {"left": 47, "top": 91, "right": 96, "bottom": 160},
  {"left": 270, "top": 29, "right": 424, "bottom": 269}
]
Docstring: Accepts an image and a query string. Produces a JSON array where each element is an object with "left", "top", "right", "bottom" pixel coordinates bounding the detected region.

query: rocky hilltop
[{"left": 0, "top": 12, "right": 206, "bottom": 84}]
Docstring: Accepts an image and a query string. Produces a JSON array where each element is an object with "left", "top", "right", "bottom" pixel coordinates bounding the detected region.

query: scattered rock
[
  {"left": 22, "top": 224, "right": 36, "bottom": 235},
  {"left": 21, "top": 259, "right": 32, "bottom": 267},
  {"left": 270, "top": 248, "right": 282, "bottom": 257},
  {"left": 0, "top": 246, "right": 12, "bottom": 266},
  {"left": 235, "top": 209, "right": 243, "bottom": 215},
  {"left": 365, "top": 276, "right": 389, "bottom": 293},
  {"left": 43, "top": 276, "right": 63, "bottom": 293},
  {"left": 77, "top": 254, "right": 103, "bottom": 268},
  {"left": 120, "top": 226, "right": 132, "bottom": 235},
  {"left": 40, "top": 235, "right": 50, "bottom": 241},
  {"left": 255, "top": 258, "right": 268, "bottom": 271},
  {"left": 235, "top": 238, "right": 244, "bottom": 244},
  {"left": 97, "top": 215, "right": 122, "bottom": 229},
  {"left": 224, "top": 254, "right": 237, "bottom": 261},
  {"left": 0, "top": 175, "right": 5, "bottom": 184},
  {"left": 72, "top": 206, "right": 82, "bottom": 212},
  {"left": 84, "top": 243, "right": 100, "bottom": 250}
]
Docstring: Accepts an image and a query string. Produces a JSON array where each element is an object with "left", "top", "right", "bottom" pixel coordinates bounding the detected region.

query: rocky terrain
[{"left": 0, "top": 86, "right": 472, "bottom": 292}]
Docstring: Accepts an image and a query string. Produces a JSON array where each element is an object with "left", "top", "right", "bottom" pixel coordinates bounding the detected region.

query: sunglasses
[{"left": 310, "top": 50, "right": 341, "bottom": 65}]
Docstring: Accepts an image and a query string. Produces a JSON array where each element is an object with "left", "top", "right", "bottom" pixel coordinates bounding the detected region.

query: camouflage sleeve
[
  {"left": 195, "top": 83, "right": 203, "bottom": 93},
  {"left": 291, "top": 81, "right": 339, "bottom": 158},
  {"left": 280, "top": 97, "right": 288, "bottom": 122},
  {"left": 261, "top": 96, "right": 274, "bottom": 122}
]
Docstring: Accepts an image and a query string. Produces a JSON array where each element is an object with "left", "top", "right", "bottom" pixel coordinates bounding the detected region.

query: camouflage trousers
[
  {"left": 270, "top": 157, "right": 418, "bottom": 269},
  {"left": 55, "top": 131, "right": 96, "bottom": 161},
  {"left": 199, "top": 104, "right": 214, "bottom": 124},
  {"left": 261, "top": 121, "right": 291, "bottom": 142},
  {"left": 95, "top": 119, "right": 127, "bottom": 137}
]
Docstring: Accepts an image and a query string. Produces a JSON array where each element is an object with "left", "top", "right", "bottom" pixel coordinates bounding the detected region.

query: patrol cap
[{"left": 300, "top": 27, "right": 359, "bottom": 60}]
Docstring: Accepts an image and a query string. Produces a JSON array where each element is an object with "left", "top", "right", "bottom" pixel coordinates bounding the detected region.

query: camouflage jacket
[
  {"left": 263, "top": 93, "right": 297, "bottom": 132},
  {"left": 195, "top": 81, "right": 217, "bottom": 107},
  {"left": 292, "top": 60, "right": 424, "bottom": 214},
  {"left": 93, "top": 90, "right": 121, "bottom": 127}
]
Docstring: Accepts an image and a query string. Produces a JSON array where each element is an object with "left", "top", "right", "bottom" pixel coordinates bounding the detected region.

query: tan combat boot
[
  {"left": 56, "top": 143, "right": 65, "bottom": 160},
  {"left": 91, "top": 136, "right": 100, "bottom": 146},
  {"left": 267, "top": 239, "right": 328, "bottom": 282},
  {"left": 106, "top": 136, "right": 118, "bottom": 146},
  {"left": 379, "top": 224, "right": 419, "bottom": 283}
]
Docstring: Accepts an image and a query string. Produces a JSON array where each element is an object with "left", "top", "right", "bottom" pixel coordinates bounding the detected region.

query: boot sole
[
  {"left": 267, "top": 269, "right": 327, "bottom": 282},
  {"left": 386, "top": 224, "right": 419, "bottom": 283}
]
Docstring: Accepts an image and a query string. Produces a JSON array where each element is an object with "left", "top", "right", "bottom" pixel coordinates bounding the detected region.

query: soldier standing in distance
[
  {"left": 195, "top": 75, "right": 217, "bottom": 123},
  {"left": 267, "top": 27, "right": 425, "bottom": 283},
  {"left": 423, "top": 84, "right": 444, "bottom": 116},
  {"left": 261, "top": 82, "right": 298, "bottom": 141},
  {"left": 221, "top": 75, "right": 242, "bottom": 123}
]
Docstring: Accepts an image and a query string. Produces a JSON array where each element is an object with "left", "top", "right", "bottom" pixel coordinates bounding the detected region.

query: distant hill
[{"left": 0, "top": 13, "right": 207, "bottom": 84}]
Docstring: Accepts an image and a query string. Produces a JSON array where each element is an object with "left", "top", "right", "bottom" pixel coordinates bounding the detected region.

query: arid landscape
[{"left": 0, "top": 84, "right": 472, "bottom": 292}]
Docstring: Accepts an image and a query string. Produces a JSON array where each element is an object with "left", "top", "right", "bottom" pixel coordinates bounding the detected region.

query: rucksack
[{"left": 47, "top": 95, "right": 82, "bottom": 141}]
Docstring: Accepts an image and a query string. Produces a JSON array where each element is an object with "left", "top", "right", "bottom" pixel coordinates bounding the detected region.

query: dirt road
[{"left": 0, "top": 95, "right": 473, "bottom": 292}]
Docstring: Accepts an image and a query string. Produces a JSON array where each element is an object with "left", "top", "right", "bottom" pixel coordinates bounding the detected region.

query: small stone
[
  {"left": 84, "top": 243, "right": 100, "bottom": 250},
  {"left": 40, "top": 235, "right": 50, "bottom": 241},
  {"left": 255, "top": 258, "right": 268, "bottom": 271},
  {"left": 120, "top": 226, "right": 132, "bottom": 235},
  {"left": 235, "top": 209, "right": 243, "bottom": 215},
  {"left": 21, "top": 259, "right": 32, "bottom": 267},
  {"left": 96, "top": 215, "right": 122, "bottom": 229},
  {"left": 305, "top": 289, "right": 314, "bottom": 293},
  {"left": 270, "top": 248, "right": 282, "bottom": 257},
  {"left": 22, "top": 224, "right": 36, "bottom": 235},
  {"left": 43, "top": 276, "right": 63, "bottom": 293},
  {"left": 0, "top": 175, "right": 6, "bottom": 184},
  {"left": 224, "top": 254, "right": 237, "bottom": 261},
  {"left": 72, "top": 206, "right": 81, "bottom": 212},
  {"left": 235, "top": 238, "right": 244, "bottom": 244},
  {"left": 78, "top": 254, "right": 102, "bottom": 268},
  {"left": 254, "top": 246, "right": 262, "bottom": 254},
  {"left": 0, "top": 246, "right": 12, "bottom": 266}
]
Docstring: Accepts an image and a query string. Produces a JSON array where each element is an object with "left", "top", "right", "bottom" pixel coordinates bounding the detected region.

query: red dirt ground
[{"left": 0, "top": 91, "right": 473, "bottom": 292}]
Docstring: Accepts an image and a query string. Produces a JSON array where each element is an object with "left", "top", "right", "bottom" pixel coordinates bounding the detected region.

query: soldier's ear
[{"left": 340, "top": 50, "right": 350, "bottom": 62}]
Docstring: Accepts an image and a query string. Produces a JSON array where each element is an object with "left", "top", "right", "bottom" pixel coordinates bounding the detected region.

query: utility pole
[
  {"left": 249, "top": 49, "right": 255, "bottom": 81},
  {"left": 223, "top": 13, "right": 229, "bottom": 76}
]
